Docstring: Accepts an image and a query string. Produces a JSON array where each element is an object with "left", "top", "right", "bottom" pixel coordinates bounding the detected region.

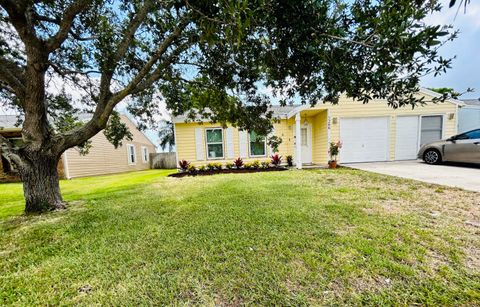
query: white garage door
[
  {"left": 340, "top": 117, "right": 389, "bottom": 163},
  {"left": 395, "top": 116, "right": 419, "bottom": 160}
]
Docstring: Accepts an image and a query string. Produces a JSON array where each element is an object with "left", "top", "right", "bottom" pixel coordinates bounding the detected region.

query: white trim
[
  {"left": 141, "top": 146, "right": 149, "bottom": 163},
  {"left": 418, "top": 88, "right": 465, "bottom": 106},
  {"left": 127, "top": 144, "right": 136, "bottom": 165},
  {"left": 62, "top": 151, "right": 71, "bottom": 180},
  {"left": 226, "top": 127, "right": 235, "bottom": 158},
  {"left": 205, "top": 127, "right": 225, "bottom": 160},
  {"left": 248, "top": 131, "right": 267, "bottom": 158},
  {"left": 295, "top": 113, "right": 302, "bottom": 169},
  {"left": 327, "top": 109, "right": 331, "bottom": 158}
]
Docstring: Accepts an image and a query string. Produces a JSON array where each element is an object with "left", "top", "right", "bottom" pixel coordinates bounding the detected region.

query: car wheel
[{"left": 423, "top": 149, "right": 441, "bottom": 165}]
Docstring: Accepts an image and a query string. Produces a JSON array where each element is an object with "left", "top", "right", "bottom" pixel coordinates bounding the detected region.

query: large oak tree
[{"left": 0, "top": 0, "right": 455, "bottom": 213}]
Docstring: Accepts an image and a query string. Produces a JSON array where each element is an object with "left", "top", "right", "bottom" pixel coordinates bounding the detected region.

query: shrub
[
  {"left": 261, "top": 161, "right": 270, "bottom": 169},
  {"left": 271, "top": 154, "right": 282, "bottom": 167},
  {"left": 244, "top": 162, "right": 253, "bottom": 169},
  {"left": 207, "top": 163, "right": 216, "bottom": 171},
  {"left": 178, "top": 160, "right": 190, "bottom": 171},
  {"left": 252, "top": 160, "right": 260, "bottom": 169},
  {"left": 198, "top": 165, "right": 207, "bottom": 172},
  {"left": 214, "top": 162, "right": 223, "bottom": 170},
  {"left": 286, "top": 155, "right": 293, "bottom": 167},
  {"left": 225, "top": 162, "right": 234, "bottom": 169},
  {"left": 233, "top": 157, "right": 244, "bottom": 169},
  {"left": 267, "top": 135, "right": 283, "bottom": 153},
  {"left": 187, "top": 164, "right": 196, "bottom": 174}
]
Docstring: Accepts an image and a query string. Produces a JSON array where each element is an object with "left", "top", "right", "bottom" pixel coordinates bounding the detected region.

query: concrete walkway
[{"left": 344, "top": 160, "right": 480, "bottom": 193}]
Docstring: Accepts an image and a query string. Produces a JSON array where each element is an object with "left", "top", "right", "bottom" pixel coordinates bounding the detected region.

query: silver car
[{"left": 418, "top": 128, "right": 480, "bottom": 164}]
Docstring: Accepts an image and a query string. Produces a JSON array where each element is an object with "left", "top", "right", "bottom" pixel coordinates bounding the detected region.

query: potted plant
[
  {"left": 286, "top": 155, "right": 293, "bottom": 167},
  {"left": 328, "top": 141, "right": 342, "bottom": 169}
]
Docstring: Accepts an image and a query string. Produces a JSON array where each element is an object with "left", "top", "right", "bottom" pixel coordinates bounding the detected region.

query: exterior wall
[
  {"left": 174, "top": 92, "right": 458, "bottom": 166},
  {"left": 175, "top": 120, "right": 293, "bottom": 166},
  {"left": 327, "top": 94, "right": 457, "bottom": 163},
  {"left": 64, "top": 115, "right": 156, "bottom": 178},
  {"left": 310, "top": 111, "right": 328, "bottom": 164}
]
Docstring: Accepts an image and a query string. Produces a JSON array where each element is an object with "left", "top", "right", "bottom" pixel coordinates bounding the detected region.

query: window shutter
[
  {"left": 239, "top": 130, "right": 248, "bottom": 158},
  {"left": 195, "top": 128, "right": 205, "bottom": 160},
  {"left": 226, "top": 127, "right": 235, "bottom": 159}
]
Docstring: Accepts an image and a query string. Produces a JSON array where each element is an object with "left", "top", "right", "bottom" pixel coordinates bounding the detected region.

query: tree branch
[
  {"left": 111, "top": 22, "right": 189, "bottom": 102},
  {"left": 0, "top": 56, "right": 26, "bottom": 98},
  {"left": 58, "top": 11, "right": 189, "bottom": 152},
  {"left": 45, "top": 0, "right": 93, "bottom": 52},
  {"left": 0, "top": 0, "right": 43, "bottom": 49}
]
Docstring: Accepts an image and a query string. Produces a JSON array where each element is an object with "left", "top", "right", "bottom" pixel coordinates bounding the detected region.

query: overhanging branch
[{"left": 46, "top": 0, "right": 93, "bottom": 52}]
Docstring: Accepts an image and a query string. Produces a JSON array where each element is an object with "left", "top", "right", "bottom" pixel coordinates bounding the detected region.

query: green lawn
[{"left": 0, "top": 169, "right": 479, "bottom": 305}]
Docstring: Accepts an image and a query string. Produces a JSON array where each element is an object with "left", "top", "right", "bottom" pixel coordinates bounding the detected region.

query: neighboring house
[
  {"left": 0, "top": 114, "right": 156, "bottom": 179},
  {"left": 458, "top": 99, "right": 480, "bottom": 133},
  {"left": 173, "top": 88, "right": 462, "bottom": 167}
]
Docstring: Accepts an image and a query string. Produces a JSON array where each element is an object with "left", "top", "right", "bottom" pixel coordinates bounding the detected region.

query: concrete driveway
[{"left": 344, "top": 160, "right": 480, "bottom": 192}]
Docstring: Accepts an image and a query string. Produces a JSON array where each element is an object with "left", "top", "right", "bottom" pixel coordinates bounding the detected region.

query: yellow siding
[
  {"left": 175, "top": 120, "right": 294, "bottom": 166},
  {"left": 311, "top": 111, "right": 328, "bottom": 164},
  {"left": 175, "top": 92, "right": 458, "bottom": 166},
  {"left": 64, "top": 115, "right": 156, "bottom": 178},
  {"left": 327, "top": 94, "right": 457, "bottom": 163}
]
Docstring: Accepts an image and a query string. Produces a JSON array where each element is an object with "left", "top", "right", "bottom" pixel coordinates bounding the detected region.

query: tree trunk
[{"left": 18, "top": 153, "right": 66, "bottom": 213}]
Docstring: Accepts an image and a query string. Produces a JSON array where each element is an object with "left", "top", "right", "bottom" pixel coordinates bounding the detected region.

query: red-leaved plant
[
  {"left": 270, "top": 154, "right": 282, "bottom": 167},
  {"left": 233, "top": 157, "right": 244, "bottom": 169},
  {"left": 178, "top": 160, "right": 190, "bottom": 171}
]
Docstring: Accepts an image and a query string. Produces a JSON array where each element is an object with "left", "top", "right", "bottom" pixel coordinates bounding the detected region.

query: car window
[
  {"left": 455, "top": 133, "right": 469, "bottom": 140},
  {"left": 465, "top": 129, "right": 480, "bottom": 139}
]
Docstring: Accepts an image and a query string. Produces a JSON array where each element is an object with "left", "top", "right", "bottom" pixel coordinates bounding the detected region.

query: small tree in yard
[{"left": 0, "top": 0, "right": 455, "bottom": 213}]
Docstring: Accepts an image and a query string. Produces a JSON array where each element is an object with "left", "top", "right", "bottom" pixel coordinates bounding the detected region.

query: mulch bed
[{"left": 168, "top": 167, "right": 289, "bottom": 178}]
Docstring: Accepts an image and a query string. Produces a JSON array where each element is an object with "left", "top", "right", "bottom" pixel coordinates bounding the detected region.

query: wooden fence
[{"left": 150, "top": 152, "right": 176, "bottom": 169}]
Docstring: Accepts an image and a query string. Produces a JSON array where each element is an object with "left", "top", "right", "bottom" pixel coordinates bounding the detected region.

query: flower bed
[
  {"left": 168, "top": 166, "right": 288, "bottom": 178},
  {"left": 170, "top": 156, "right": 288, "bottom": 177}
]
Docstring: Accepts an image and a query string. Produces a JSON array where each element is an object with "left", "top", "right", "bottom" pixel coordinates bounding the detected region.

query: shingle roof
[
  {"left": 463, "top": 99, "right": 480, "bottom": 106},
  {"left": 172, "top": 105, "right": 298, "bottom": 122}
]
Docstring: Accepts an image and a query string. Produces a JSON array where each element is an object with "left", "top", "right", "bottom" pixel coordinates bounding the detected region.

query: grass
[{"left": 0, "top": 169, "right": 479, "bottom": 305}]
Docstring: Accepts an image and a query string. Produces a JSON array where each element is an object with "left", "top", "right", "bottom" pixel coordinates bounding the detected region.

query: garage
[
  {"left": 395, "top": 116, "right": 419, "bottom": 160},
  {"left": 339, "top": 117, "right": 390, "bottom": 163},
  {"left": 394, "top": 115, "right": 444, "bottom": 160}
]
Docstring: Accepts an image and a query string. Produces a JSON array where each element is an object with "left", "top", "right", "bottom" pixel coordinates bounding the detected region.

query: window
[
  {"left": 465, "top": 129, "right": 480, "bottom": 139},
  {"left": 127, "top": 144, "right": 136, "bottom": 165},
  {"left": 249, "top": 131, "right": 266, "bottom": 156},
  {"left": 141, "top": 146, "right": 149, "bottom": 163},
  {"left": 420, "top": 116, "right": 443, "bottom": 145},
  {"left": 301, "top": 128, "right": 308, "bottom": 146},
  {"left": 206, "top": 128, "right": 224, "bottom": 159}
]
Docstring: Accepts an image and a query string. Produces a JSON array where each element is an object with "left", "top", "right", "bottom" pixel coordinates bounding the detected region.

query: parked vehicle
[{"left": 418, "top": 129, "right": 480, "bottom": 164}]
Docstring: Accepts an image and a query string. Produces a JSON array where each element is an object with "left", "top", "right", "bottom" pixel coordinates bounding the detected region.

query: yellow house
[{"left": 173, "top": 88, "right": 463, "bottom": 168}]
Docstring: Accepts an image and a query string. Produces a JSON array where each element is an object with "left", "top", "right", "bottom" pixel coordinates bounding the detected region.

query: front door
[{"left": 301, "top": 125, "right": 312, "bottom": 164}]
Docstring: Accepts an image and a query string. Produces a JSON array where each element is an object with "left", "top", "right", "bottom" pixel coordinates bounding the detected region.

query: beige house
[
  {"left": 173, "top": 88, "right": 463, "bottom": 167},
  {"left": 0, "top": 114, "right": 156, "bottom": 179}
]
